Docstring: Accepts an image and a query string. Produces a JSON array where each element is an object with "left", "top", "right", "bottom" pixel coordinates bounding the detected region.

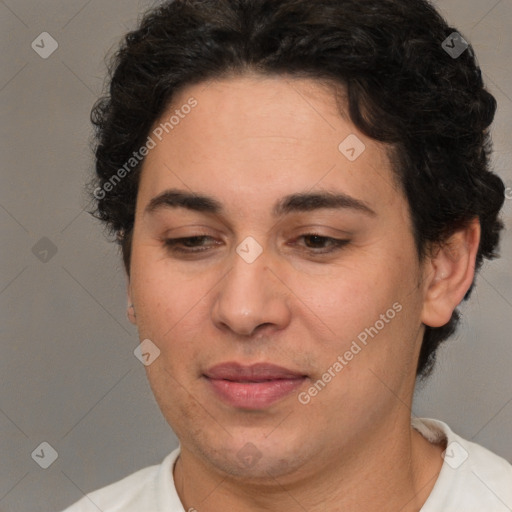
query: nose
[{"left": 211, "top": 248, "right": 292, "bottom": 338}]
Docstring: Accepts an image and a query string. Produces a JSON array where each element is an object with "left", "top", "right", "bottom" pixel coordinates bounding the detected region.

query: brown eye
[
  {"left": 294, "top": 234, "right": 350, "bottom": 254},
  {"left": 163, "top": 236, "right": 219, "bottom": 254}
]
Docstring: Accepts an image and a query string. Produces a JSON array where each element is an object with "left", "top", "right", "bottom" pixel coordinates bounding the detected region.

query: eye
[
  {"left": 163, "top": 236, "right": 219, "bottom": 254},
  {"left": 292, "top": 234, "right": 350, "bottom": 254},
  {"left": 162, "top": 234, "right": 350, "bottom": 256}
]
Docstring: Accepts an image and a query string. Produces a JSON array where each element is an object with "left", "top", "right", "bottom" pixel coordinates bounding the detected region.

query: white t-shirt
[{"left": 61, "top": 418, "right": 512, "bottom": 512}]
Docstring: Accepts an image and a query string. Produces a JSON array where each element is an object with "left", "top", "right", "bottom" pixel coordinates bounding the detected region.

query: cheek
[
  {"left": 129, "top": 244, "right": 202, "bottom": 340},
  {"left": 316, "top": 263, "right": 402, "bottom": 332},
  {"left": 135, "top": 274, "right": 208, "bottom": 348},
  {"left": 312, "top": 250, "right": 421, "bottom": 367}
]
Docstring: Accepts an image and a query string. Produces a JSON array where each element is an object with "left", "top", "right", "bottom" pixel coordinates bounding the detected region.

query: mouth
[{"left": 203, "top": 362, "right": 308, "bottom": 410}]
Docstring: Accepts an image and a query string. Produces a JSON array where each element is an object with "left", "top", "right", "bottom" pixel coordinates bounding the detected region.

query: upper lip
[{"left": 204, "top": 362, "right": 306, "bottom": 381}]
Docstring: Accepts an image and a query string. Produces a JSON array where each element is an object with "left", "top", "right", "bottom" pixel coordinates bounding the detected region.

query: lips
[
  {"left": 204, "top": 362, "right": 306, "bottom": 381},
  {"left": 203, "top": 362, "right": 307, "bottom": 409}
]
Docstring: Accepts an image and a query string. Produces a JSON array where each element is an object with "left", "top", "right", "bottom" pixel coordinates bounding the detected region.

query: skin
[{"left": 127, "top": 73, "right": 481, "bottom": 511}]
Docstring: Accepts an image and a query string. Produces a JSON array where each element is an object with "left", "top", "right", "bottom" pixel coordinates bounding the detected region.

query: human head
[{"left": 90, "top": 0, "right": 504, "bottom": 377}]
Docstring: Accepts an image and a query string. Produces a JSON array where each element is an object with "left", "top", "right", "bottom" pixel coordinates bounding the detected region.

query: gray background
[{"left": 1, "top": 1, "right": 511, "bottom": 511}]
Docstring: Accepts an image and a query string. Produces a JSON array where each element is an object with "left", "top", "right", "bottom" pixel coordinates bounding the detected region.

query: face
[{"left": 128, "top": 74, "right": 429, "bottom": 483}]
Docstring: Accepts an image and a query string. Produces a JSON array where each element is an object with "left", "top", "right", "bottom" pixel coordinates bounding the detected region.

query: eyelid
[
  {"left": 160, "top": 223, "right": 353, "bottom": 238},
  {"left": 162, "top": 233, "right": 351, "bottom": 256},
  {"left": 287, "top": 225, "right": 354, "bottom": 238}
]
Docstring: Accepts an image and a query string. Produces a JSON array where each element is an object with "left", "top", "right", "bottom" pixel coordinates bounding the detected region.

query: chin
[{"left": 194, "top": 430, "right": 316, "bottom": 482}]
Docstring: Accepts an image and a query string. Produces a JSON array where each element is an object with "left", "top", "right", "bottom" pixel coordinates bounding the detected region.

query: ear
[
  {"left": 127, "top": 282, "right": 137, "bottom": 326},
  {"left": 421, "top": 218, "right": 481, "bottom": 328}
]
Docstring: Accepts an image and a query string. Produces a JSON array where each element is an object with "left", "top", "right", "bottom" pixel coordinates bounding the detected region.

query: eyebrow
[{"left": 145, "top": 188, "right": 376, "bottom": 217}]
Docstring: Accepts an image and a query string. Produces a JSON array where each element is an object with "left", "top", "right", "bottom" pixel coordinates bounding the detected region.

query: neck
[{"left": 173, "top": 417, "right": 445, "bottom": 512}]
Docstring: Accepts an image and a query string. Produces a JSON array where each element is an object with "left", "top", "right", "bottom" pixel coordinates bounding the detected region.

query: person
[{"left": 63, "top": 0, "right": 511, "bottom": 510}]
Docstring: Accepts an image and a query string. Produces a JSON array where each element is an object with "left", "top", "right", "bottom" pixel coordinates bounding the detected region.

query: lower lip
[{"left": 205, "top": 377, "right": 306, "bottom": 409}]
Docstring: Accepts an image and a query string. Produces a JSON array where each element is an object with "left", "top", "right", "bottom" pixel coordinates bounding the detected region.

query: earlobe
[
  {"left": 127, "top": 302, "right": 137, "bottom": 325},
  {"left": 127, "top": 284, "right": 137, "bottom": 325},
  {"left": 421, "top": 219, "right": 481, "bottom": 328}
]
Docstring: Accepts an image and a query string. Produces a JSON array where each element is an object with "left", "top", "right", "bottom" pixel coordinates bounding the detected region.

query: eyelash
[{"left": 162, "top": 234, "right": 350, "bottom": 256}]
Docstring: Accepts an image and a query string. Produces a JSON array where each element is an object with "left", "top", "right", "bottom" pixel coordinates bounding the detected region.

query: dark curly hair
[{"left": 90, "top": 0, "right": 505, "bottom": 378}]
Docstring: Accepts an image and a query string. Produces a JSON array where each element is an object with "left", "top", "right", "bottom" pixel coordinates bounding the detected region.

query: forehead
[
  {"left": 137, "top": 74, "right": 400, "bottom": 215},
  {"left": 169, "top": 73, "right": 350, "bottom": 153}
]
